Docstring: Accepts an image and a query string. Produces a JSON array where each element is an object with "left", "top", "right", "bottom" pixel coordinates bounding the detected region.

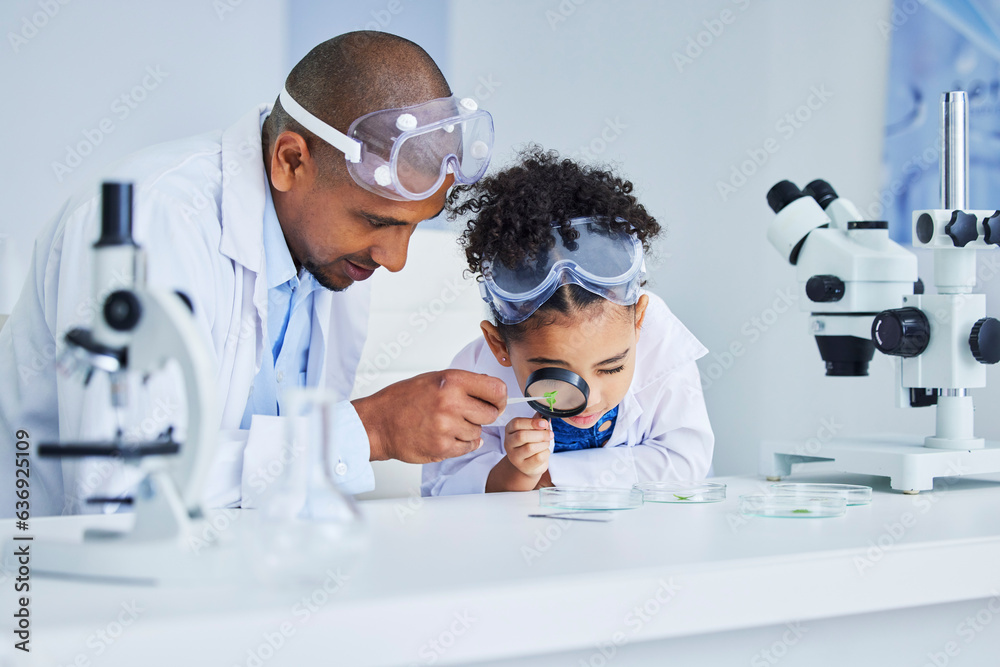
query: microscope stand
[{"left": 759, "top": 435, "right": 1000, "bottom": 493}]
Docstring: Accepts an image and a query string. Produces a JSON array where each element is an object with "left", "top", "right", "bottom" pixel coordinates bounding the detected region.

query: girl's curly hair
[
  {"left": 448, "top": 145, "right": 660, "bottom": 276},
  {"left": 446, "top": 146, "right": 662, "bottom": 341}
]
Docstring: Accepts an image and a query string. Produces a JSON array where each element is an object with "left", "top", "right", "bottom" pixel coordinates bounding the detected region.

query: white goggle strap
[{"left": 279, "top": 87, "right": 362, "bottom": 164}]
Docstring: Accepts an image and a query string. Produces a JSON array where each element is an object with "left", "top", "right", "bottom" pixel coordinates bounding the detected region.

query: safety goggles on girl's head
[
  {"left": 279, "top": 88, "right": 494, "bottom": 201},
  {"left": 480, "top": 217, "right": 646, "bottom": 325}
]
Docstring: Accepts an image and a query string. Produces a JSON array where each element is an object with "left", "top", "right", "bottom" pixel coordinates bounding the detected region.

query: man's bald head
[{"left": 265, "top": 31, "right": 451, "bottom": 182}]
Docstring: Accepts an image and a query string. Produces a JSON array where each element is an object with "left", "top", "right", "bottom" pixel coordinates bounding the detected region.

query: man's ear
[
  {"left": 634, "top": 293, "right": 650, "bottom": 339},
  {"left": 480, "top": 320, "right": 512, "bottom": 367},
  {"left": 269, "top": 131, "right": 315, "bottom": 193}
]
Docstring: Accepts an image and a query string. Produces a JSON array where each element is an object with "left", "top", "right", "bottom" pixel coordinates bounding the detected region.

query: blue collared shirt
[
  {"left": 240, "top": 183, "right": 321, "bottom": 428},
  {"left": 551, "top": 406, "right": 620, "bottom": 452}
]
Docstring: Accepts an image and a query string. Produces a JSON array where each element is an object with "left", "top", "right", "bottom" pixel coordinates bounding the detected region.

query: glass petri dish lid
[
  {"left": 635, "top": 481, "right": 726, "bottom": 503},
  {"left": 769, "top": 483, "right": 872, "bottom": 506},
  {"left": 739, "top": 494, "right": 846, "bottom": 518},
  {"left": 539, "top": 486, "right": 644, "bottom": 511}
]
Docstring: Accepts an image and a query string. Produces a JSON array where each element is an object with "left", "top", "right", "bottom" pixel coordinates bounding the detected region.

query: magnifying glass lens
[
  {"left": 526, "top": 379, "right": 585, "bottom": 411},
  {"left": 524, "top": 368, "right": 590, "bottom": 418}
]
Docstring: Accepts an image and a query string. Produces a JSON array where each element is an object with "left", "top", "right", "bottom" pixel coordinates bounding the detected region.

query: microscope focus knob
[
  {"left": 872, "top": 308, "right": 930, "bottom": 357},
  {"left": 945, "top": 210, "right": 979, "bottom": 247},
  {"left": 983, "top": 211, "right": 1000, "bottom": 246},
  {"left": 970, "top": 317, "right": 1000, "bottom": 364},
  {"left": 806, "top": 275, "right": 845, "bottom": 302},
  {"left": 104, "top": 290, "right": 142, "bottom": 331}
]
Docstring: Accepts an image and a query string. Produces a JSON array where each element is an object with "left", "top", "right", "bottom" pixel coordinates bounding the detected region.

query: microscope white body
[
  {"left": 907, "top": 210, "right": 999, "bottom": 446},
  {"left": 759, "top": 92, "right": 1000, "bottom": 492},
  {"left": 29, "top": 183, "right": 228, "bottom": 582},
  {"left": 782, "top": 196, "right": 918, "bottom": 344}
]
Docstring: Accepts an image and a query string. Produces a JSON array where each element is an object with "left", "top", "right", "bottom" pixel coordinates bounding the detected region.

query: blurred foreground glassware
[{"left": 252, "top": 388, "right": 367, "bottom": 584}]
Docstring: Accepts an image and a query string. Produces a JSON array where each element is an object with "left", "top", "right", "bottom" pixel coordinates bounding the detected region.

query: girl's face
[{"left": 482, "top": 295, "right": 649, "bottom": 429}]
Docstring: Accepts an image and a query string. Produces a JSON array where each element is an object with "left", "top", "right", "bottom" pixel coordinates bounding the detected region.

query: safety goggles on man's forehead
[
  {"left": 480, "top": 217, "right": 646, "bottom": 325},
  {"left": 279, "top": 87, "right": 494, "bottom": 201}
]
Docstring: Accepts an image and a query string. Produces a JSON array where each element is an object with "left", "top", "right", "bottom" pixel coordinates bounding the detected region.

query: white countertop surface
[{"left": 7, "top": 472, "right": 1000, "bottom": 666}]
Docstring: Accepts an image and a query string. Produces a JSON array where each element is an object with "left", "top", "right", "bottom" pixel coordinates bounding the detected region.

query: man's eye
[
  {"left": 366, "top": 219, "right": 389, "bottom": 229},
  {"left": 598, "top": 365, "right": 625, "bottom": 375}
]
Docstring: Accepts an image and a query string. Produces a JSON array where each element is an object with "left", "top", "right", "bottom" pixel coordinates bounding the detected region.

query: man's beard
[{"left": 301, "top": 258, "right": 349, "bottom": 292}]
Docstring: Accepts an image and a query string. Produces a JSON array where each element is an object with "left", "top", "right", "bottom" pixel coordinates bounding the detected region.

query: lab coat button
[
  {"left": 335, "top": 462, "right": 348, "bottom": 476},
  {"left": 276, "top": 370, "right": 284, "bottom": 383}
]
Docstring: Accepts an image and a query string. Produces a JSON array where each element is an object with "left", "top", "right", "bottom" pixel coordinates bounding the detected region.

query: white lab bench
[{"left": 7, "top": 473, "right": 1000, "bottom": 667}]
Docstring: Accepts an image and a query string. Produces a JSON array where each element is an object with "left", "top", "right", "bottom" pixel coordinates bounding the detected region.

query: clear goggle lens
[
  {"left": 277, "top": 88, "right": 493, "bottom": 202},
  {"left": 481, "top": 218, "right": 644, "bottom": 324},
  {"left": 348, "top": 97, "right": 494, "bottom": 200}
]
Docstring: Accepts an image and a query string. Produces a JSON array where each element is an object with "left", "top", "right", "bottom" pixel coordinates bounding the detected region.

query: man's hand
[
  {"left": 352, "top": 370, "right": 507, "bottom": 464},
  {"left": 485, "top": 416, "right": 553, "bottom": 493}
]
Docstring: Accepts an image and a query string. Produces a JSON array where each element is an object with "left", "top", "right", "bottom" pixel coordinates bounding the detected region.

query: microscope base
[
  {"left": 20, "top": 509, "right": 367, "bottom": 585},
  {"left": 759, "top": 435, "right": 1000, "bottom": 493},
  {"left": 24, "top": 512, "right": 252, "bottom": 584}
]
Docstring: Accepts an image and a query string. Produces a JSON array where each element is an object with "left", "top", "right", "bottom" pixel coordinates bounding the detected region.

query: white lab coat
[
  {"left": 421, "top": 292, "right": 715, "bottom": 496},
  {"left": 0, "top": 105, "right": 373, "bottom": 517}
]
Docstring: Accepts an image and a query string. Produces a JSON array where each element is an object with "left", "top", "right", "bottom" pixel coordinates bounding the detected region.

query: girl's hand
[
  {"left": 504, "top": 416, "right": 553, "bottom": 477},
  {"left": 534, "top": 470, "right": 554, "bottom": 490}
]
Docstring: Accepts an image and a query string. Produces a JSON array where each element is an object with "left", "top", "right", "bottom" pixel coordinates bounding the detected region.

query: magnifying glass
[{"left": 506, "top": 368, "right": 590, "bottom": 419}]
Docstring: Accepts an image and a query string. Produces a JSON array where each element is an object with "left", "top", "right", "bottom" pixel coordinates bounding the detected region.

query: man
[{"left": 0, "top": 32, "right": 506, "bottom": 517}]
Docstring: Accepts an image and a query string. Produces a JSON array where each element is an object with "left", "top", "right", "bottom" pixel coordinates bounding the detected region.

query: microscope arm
[{"left": 124, "top": 288, "right": 219, "bottom": 515}]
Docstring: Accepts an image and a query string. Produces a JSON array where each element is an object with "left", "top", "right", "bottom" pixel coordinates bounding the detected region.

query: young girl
[{"left": 421, "top": 148, "right": 714, "bottom": 495}]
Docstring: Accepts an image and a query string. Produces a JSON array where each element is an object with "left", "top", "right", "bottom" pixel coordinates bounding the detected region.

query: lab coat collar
[
  {"left": 611, "top": 388, "right": 643, "bottom": 444},
  {"left": 215, "top": 106, "right": 371, "bottom": 397},
  {"left": 219, "top": 104, "right": 271, "bottom": 274},
  {"left": 261, "top": 179, "right": 297, "bottom": 290}
]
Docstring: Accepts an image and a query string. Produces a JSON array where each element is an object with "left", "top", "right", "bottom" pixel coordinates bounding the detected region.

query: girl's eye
[{"left": 599, "top": 365, "right": 625, "bottom": 375}]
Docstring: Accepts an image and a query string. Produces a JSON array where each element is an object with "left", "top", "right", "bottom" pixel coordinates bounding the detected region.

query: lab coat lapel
[
  {"left": 218, "top": 104, "right": 272, "bottom": 379},
  {"left": 219, "top": 104, "right": 270, "bottom": 275},
  {"left": 610, "top": 388, "right": 643, "bottom": 446}
]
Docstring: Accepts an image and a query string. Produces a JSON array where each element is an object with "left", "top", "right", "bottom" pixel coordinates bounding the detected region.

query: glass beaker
[{"left": 251, "top": 388, "right": 367, "bottom": 584}]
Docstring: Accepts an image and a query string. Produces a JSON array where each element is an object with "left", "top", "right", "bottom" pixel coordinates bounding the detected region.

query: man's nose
[{"left": 372, "top": 229, "right": 410, "bottom": 273}]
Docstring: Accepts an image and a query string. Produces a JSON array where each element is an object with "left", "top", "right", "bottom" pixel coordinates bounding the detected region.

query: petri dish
[
  {"left": 539, "top": 486, "right": 644, "bottom": 511},
  {"left": 739, "top": 494, "right": 846, "bottom": 518},
  {"left": 769, "top": 483, "right": 872, "bottom": 506},
  {"left": 635, "top": 481, "right": 726, "bottom": 503}
]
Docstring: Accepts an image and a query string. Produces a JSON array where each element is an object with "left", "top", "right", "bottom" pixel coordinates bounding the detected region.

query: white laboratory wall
[
  {"left": 448, "top": 0, "right": 1000, "bottom": 476},
  {"left": 288, "top": 0, "right": 449, "bottom": 81},
  {"left": 0, "top": 0, "right": 288, "bottom": 312}
]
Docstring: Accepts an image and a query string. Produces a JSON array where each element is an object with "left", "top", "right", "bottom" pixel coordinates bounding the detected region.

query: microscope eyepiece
[
  {"left": 766, "top": 180, "right": 805, "bottom": 214},
  {"left": 803, "top": 179, "right": 838, "bottom": 209},
  {"left": 95, "top": 182, "right": 137, "bottom": 248}
]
